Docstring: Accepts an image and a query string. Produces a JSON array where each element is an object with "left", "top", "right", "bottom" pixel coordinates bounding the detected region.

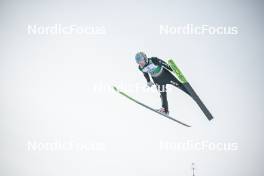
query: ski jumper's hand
[{"left": 147, "top": 81, "right": 155, "bottom": 87}]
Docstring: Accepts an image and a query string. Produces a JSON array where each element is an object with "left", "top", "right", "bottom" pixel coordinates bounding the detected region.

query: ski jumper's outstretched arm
[
  {"left": 143, "top": 72, "right": 151, "bottom": 82},
  {"left": 138, "top": 65, "right": 151, "bottom": 82}
]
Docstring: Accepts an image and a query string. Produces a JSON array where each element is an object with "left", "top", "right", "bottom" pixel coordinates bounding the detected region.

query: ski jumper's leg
[
  {"left": 156, "top": 84, "right": 169, "bottom": 113},
  {"left": 168, "top": 72, "right": 191, "bottom": 96}
]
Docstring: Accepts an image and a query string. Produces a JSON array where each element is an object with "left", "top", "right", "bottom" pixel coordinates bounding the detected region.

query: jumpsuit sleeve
[
  {"left": 143, "top": 72, "right": 151, "bottom": 82},
  {"left": 151, "top": 57, "right": 173, "bottom": 71},
  {"left": 138, "top": 65, "right": 151, "bottom": 82}
]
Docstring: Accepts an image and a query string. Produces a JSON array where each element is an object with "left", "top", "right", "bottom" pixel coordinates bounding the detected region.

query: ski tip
[{"left": 112, "top": 86, "right": 118, "bottom": 92}]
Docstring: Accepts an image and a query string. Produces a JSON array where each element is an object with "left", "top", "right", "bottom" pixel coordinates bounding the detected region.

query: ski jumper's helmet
[{"left": 135, "top": 52, "right": 147, "bottom": 64}]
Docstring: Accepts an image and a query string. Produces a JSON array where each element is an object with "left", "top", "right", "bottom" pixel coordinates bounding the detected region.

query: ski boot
[{"left": 156, "top": 107, "right": 169, "bottom": 115}]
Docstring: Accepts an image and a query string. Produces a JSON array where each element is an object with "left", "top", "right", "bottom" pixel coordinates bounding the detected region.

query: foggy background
[{"left": 0, "top": 0, "right": 263, "bottom": 175}]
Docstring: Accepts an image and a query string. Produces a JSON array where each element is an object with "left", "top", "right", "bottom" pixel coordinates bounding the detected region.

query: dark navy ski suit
[{"left": 138, "top": 57, "right": 190, "bottom": 113}]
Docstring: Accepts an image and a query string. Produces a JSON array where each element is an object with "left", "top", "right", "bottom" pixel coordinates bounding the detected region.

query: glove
[{"left": 147, "top": 81, "right": 154, "bottom": 87}]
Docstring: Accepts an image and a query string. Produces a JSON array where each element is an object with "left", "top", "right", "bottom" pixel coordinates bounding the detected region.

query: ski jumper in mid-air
[{"left": 135, "top": 52, "right": 191, "bottom": 115}]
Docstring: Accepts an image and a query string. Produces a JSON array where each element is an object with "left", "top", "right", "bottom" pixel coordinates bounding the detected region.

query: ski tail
[{"left": 167, "top": 59, "right": 214, "bottom": 121}]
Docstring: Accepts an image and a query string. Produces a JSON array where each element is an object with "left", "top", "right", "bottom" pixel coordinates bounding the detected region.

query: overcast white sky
[{"left": 0, "top": 0, "right": 264, "bottom": 176}]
